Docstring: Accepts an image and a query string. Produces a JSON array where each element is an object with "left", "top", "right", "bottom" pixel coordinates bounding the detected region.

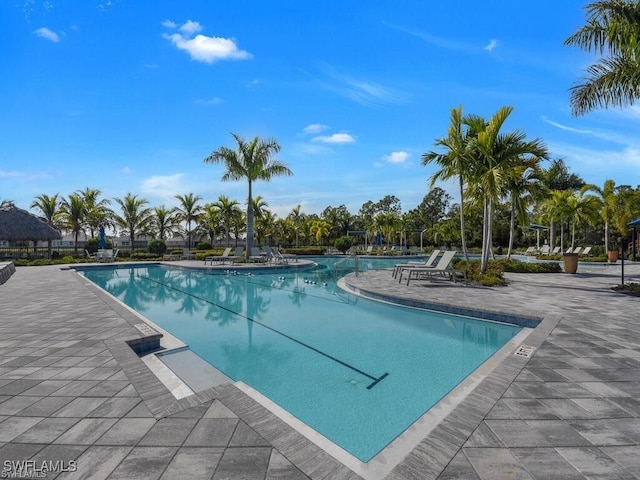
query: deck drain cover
[
  {"left": 134, "top": 323, "right": 157, "bottom": 336},
  {"left": 514, "top": 345, "right": 535, "bottom": 358}
]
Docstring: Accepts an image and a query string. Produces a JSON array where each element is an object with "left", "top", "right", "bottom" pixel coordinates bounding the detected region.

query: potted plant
[
  {"left": 562, "top": 251, "right": 579, "bottom": 274},
  {"left": 608, "top": 238, "right": 619, "bottom": 263}
]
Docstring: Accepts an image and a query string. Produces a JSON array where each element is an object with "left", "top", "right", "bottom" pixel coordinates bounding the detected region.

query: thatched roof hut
[{"left": 0, "top": 205, "right": 61, "bottom": 242}]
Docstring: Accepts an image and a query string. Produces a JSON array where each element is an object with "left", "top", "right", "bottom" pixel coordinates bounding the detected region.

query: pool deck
[{"left": 1, "top": 259, "right": 640, "bottom": 479}]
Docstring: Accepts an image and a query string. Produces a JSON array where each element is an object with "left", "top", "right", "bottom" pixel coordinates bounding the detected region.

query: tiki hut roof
[{"left": 0, "top": 205, "right": 62, "bottom": 241}]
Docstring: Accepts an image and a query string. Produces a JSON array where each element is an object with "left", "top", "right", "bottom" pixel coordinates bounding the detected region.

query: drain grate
[{"left": 514, "top": 344, "right": 535, "bottom": 358}]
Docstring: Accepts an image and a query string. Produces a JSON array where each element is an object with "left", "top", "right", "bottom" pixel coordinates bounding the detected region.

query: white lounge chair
[
  {"left": 205, "top": 247, "right": 232, "bottom": 265},
  {"left": 392, "top": 250, "right": 440, "bottom": 278},
  {"left": 524, "top": 246, "right": 537, "bottom": 255},
  {"left": 551, "top": 246, "right": 561, "bottom": 254},
  {"left": 272, "top": 247, "right": 297, "bottom": 262},
  {"left": 565, "top": 247, "right": 574, "bottom": 254},
  {"left": 402, "top": 251, "right": 467, "bottom": 285},
  {"left": 539, "top": 245, "right": 550, "bottom": 255},
  {"left": 399, "top": 250, "right": 455, "bottom": 284},
  {"left": 572, "top": 247, "right": 582, "bottom": 255},
  {"left": 581, "top": 246, "right": 592, "bottom": 256}
]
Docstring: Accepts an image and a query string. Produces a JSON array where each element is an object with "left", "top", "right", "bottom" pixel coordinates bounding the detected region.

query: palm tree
[
  {"left": 374, "top": 212, "right": 401, "bottom": 248},
  {"left": 540, "top": 190, "right": 573, "bottom": 253},
  {"left": 503, "top": 161, "right": 545, "bottom": 259},
  {"left": 31, "top": 193, "right": 62, "bottom": 258},
  {"left": 468, "top": 105, "right": 548, "bottom": 272},
  {"left": 60, "top": 193, "right": 86, "bottom": 256},
  {"left": 174, "top": 193, "right": 203, "bottom": 248},
  {"left": 564, "top": 1, "right": 640, "bottom": 115},
  {"left": 204, "top": 133, "right": 293, "bottom": 260},
  {"left": 77, "top": 187, "right": 112, "bottom": 238},
  {"left": 200, "top": 203, "right": 222, "bottom": 246},
  {"left": 581, "top": 179, "right": 617, "bottom": 252},
  {"left": 113, "top": 193, "right": 153, "bottom": 253},
  {"left": 422, "top": 106, "right": 475, "bottom": 262},
  {"left": 151, "top": 205, "right": 178, "bottom": 241},
  {"left": 212, "top": 195, "right": 242, "bottom": 247},
  {"left": 255, "top": 210, "right": 277, "bottom": 246},
  {"left": 565, "top": 192, "right": 601, "bottom": 249},
  {"left": 309, "top": 219, "right": 331, "bottom": 245},
  {"left": 251, "top": 195, "right": 269, "bottom": 220},
  {"left": 288, "top": 204, "right": 305, "bottom": 247}
]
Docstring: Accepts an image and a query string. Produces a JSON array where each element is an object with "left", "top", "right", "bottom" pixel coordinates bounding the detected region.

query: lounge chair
[
  {"left": 230, "top": 247, "right": 244, "bottom": 263},
  {"left": 538, "top": 245, "right": 550, "bottom": 255},
  {"left": 180, "top": 248, "right": 196, "bottom": 260},
  {"left": 249, "top": 247, "right": 267, "bottom": 263},
  {"left": 565, "top": 247, "right": 574, "bottom": 254},
  {"left": 392, "top": 249, "right": 440, "bottom": 278},
  {"left": 571, "top": 247, "right": 582, "bottom": 255},
  {"left": 272, "top": 247, "right": 297, "bottom": 262},
  {"left": 551, "top": 246, "right": 561, "bottom": 254},
  {"left": 402, "top": 251, "right": 467, "bottom": 285},
  {"left": 205, "top": 247, "right": 232, "bottom": 265},
  {"left": 85, "top": 249, "right": 96, "bottom": 261},
  {"left": 262, "top": 245, "right": 283, "bottom": 264},
  {"left": 398, "top": 250, "right": 456, "bottom": 284},
  {"left": 524, "top": 246, "right": 537, "bottom": 255},
  {"left": 581, "top": 246, "right": 592, "bottom": 256}
]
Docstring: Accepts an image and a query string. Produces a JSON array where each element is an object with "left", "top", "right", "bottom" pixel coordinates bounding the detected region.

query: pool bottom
[{"left": 149, "top": 325, "right": 533, "bottom": 480}]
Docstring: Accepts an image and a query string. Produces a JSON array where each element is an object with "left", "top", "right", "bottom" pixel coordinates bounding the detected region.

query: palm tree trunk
[
  {"left": 459, "top": 177, "right": 469, "bottom": 262},
  {"left": 604, "top": 222, "right": 609, "bottom": 252},
  {"left": 507, "top": 203, "right": 516, "bottom": 260},
  {"left": 246, "top": 181, "right": 254, "bottom": 260},
  {"left": 481, "top": 198, "right": 492, "bottom": 273}
]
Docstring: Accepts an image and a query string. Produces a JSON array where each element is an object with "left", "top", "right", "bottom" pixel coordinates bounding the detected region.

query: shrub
[
  {"left": 333, "top": 236, "right": 354, "bottom": 254},
  {"left": 196, "top": 242, "right": 212, "bottom": 250},
  {"left": 148, "top": 239, "right": 167, "bottom": 255},
  {"left": 283, "top": 247, "right": 325, "bottom": 255},
  {"left": 496, "top": 259, "right": 562, "bottom": 273},
  {"left": 85, "top": 237, "right": 112, "bottom": 253},
  {"left": 130, "top": 252, "right": 158, "bottom": 260}
]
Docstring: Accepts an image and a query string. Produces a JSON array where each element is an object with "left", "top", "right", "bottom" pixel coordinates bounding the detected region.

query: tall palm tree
[
  {"left": 204, "top": 133, "right": 293, "bottom": 259},
  {"left": 31, "top": 193, "right": 62, "bottom": 258},
  {"left": 255, "top": 210, "right": 277, "bottom": 246},
  {"left": 581, "top": 179, "right": 617, "bottom": 252},
  {"left": 151, "top": 205, "right": 178, "bottom": 241},
  {"left": 113, "top": 193, "right": 153, "bottom": 253},
  {"left": 288, "top": 204, "right": 305, "bottom": 247},
  {"left": 564, "top": 0, "right": 640, "bottom": 115},
  {"left": 174, "top": 193, "right": 203, "bottom": 248},
  {"left": 60, "top": 193, "right": 87, "bottom": 256},
  {"left": 374, "top": 212, "right": 401, "bottom": 248},
  {"left": 468, "top": 106, "right": 548, "bottom": 272},
  {"left": 422, "top": 106, "right": 475, "bottom": 262},
  {"left": 565, "top": 192, "right": 601, "bottom": 249},
  {"left": 77, "top": 187, "right": 112, "bottom": 238},
  {"left": 212, "top": 195, "right": 242, "bottom": 247}
]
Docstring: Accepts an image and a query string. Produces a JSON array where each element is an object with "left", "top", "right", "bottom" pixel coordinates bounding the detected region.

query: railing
[{"left": 332, "top": 254, "right": 360, "bottom": 278}]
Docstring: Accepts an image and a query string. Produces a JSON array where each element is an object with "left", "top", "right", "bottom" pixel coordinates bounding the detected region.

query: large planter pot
[
  {"left": 607, "top": 250, "right": 619, "bottom": 263},
  {"left": 563, "top": 253, "right": 579, "bottom": 274}
]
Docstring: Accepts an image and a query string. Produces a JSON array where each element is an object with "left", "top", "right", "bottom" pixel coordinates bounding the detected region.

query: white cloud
[
  {"left": 0, "top": 169, "right": 21, "bottom": 178},
  {"left": 179, "top": 20, "right": 202, "bottom": 35},
  {"left": 312, "top": 133, "right": 355, "bottom": 144},
  {"left": 121, "top": 167, "right": 132, "bottom": 174},
  {"left": 196, "top": 97, "right": 223, "bottom": 105},
  {"left": 383, "top": 151, "right": 410, "bottom": 164},
  {"left": 34, "top": 27, "right": 60, "bottom": 43},
  {"left": 163, "top": 20, "right": 252, "bottom": 64},
  {"left": 318, "top": 64, "right": 405, "bottom": 107},
  {"left": 140, "top": 173, "right": 185, "bottom": 202},
  {"left": 541, "top": 116, "right": 592, "bottom": 134},
  {"left": 484, "top": 39, "right": 498, "bottom": 52},
  {"left": 302, "top": 123, "right": 329, "bottom": 135}
]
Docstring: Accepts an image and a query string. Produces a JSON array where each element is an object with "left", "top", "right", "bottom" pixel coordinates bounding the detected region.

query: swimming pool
[{"left": 80, "top": 260, "right": 523, "bottom": 462}]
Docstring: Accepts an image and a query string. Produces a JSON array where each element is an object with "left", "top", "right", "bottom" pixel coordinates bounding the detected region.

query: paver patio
[{"left": 0, "top": 260, "right": 639, "bottom": 479}]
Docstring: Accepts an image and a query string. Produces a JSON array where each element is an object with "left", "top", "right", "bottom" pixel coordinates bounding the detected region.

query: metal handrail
[{"left": 332, "top": 254, "right": 360, "bottom": 277}]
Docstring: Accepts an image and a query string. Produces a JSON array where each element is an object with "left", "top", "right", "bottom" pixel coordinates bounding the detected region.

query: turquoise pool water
[{"left": 80, "top": 259, "right": 522, "bottom": 462}]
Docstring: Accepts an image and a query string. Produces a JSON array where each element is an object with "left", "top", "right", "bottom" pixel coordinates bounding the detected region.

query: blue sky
[{"left": 2, "top": 1, "right": 638, "bottom": 219}]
